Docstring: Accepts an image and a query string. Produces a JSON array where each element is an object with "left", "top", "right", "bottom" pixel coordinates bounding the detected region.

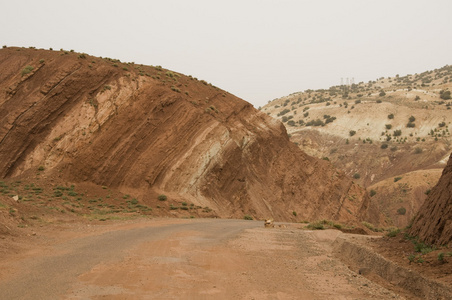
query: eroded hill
[
  {"left": 0, "top": 47, "right": 377, "bottom": 225},
  {"left": 263, "top": 66, "right": 452, "bottom": 226},
  {"left": 409, "top": 152, "right": 452, "bottom": 246}
]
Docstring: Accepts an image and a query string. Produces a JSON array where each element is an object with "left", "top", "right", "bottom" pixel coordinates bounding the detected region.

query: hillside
[
  {"left": 263, "top": 66, "right": 452, "bottom": 226},
  {"left": 409, "top": 152, "right": 452, "bottom": 246},
  {"left": 0, "top": 46, "right": 377, "bottom": 227}
]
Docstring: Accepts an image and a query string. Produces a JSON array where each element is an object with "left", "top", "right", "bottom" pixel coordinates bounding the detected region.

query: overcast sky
[{"left": 1, "top": 0, "right": 451, "bottom": 107}]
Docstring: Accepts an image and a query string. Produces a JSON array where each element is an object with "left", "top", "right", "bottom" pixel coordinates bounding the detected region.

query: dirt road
[{"left": 0, "top": 218, "right": 400, "bottom": 299}]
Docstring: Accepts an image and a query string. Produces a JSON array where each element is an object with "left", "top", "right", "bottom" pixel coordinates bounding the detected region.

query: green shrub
[
  {"left": 380, "top": 143, "right": 388, "bottom": 149},
  {"left": 409, "top": 116, "right": 416, "bottom": 122},
  {"left": 413, "top": 240, "right": 434, "bottom": 254},
  {"left": 386, "top": 228, "right": 400, "bottom": 237},
  {"left": 379, "top": 90, "right": 386, "bottom": 97},
  {"left": 333, "top": 223, "right": 342, "bottom": 229},
  {"left": 388, "top": 114, "right": 394, "bottom": 119},
  {"left": 393, "top": 129, "right": 402, "bottom": 136},
  {"left": 397, "top": 207, "right": 406, "bottom": 215},
  {"left": 158, "top": 194, "right": 167, "bottom": 201},
  {"left": 407, "top": 122, "right": 415, "bottom": 128},
  {"left": 53, "top": 190, "right": 63, "bottom": 197},
  {"left": 353, "top": 173, "right": 360, "bottom": 179},
  {"left": 307, "top": 221, "right": 325, "bottom": 230},
  {"left": 170, "top": 86, "right": 181, "bottom": 93},
  {"left": 278, "top": 109, "right": 290, "bottom": 116},
  {"left": 21, "top": 65, "right": 34, "bottom": 76},
  {"left": 362, "top": 221, "right": 382, "bottom": 232},
  {"left": 306, "top": 119, "right": 325, "bottom": 127},
  {"left": 394, "top": 176, "right": 402, "bottom": 182},
  {"left": 440, "top": 90, "right": 451, "bottom": 100},
  {"left": 369, "top": 189, "right": 377, "bottom": 197},
  {"left": 244, "top": 215, "right": 253, "bottom": 220},
  {"left": 349, "top": 130, "right": 356, "bottom": 137}
]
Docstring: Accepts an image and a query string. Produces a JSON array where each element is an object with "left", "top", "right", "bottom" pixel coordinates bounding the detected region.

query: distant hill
[
  {"left": 0, "top": 46, "right": 377, "bottom": 225},
  {"left": 263, "top": 65, "right": 452, "bottom": 226}
]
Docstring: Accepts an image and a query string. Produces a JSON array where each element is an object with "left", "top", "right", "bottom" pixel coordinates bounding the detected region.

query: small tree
[
  {"left": 397, "top": 207, "right": 406, "bottom": 215},
  {"left": 393, "top": 129, "right": 402, "bottom": 136},
  {"left": 349, "top": 130, "right": 356, "bottom": 137},
  {"left": 440, "top": 90, "right": 451, "bottom": 100},
  {"left": 388, "top": 113, "right": 394, "bottom": 119}
]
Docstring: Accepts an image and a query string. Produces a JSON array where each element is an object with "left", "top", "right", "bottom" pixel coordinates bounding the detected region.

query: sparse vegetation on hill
[{"left": 263, "top": 64, "right": 452, "bottom": 227}]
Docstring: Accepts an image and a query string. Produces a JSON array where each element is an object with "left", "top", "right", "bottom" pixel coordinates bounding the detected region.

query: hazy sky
[{"left": 1, "top": 0, "right": 451, "bottom": 107}]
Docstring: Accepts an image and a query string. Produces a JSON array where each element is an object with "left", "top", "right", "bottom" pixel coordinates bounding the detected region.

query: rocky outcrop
[
  {"left": 409, "top": 153, "right": 452, "bottom": 246},
  {"left": 0, "top": 47, "right": 375, "bottom": 223}
]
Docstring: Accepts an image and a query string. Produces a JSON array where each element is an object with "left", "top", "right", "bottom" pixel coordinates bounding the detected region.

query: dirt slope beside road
[
  {"left": 0, "top": 218, "right": 401, "bottom": 299},
  {"left": 409, "top": 152, "right": 452, "bottom": 246}
]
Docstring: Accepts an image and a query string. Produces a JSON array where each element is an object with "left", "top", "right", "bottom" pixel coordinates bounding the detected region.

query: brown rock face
[
  {"left": 0, "top": 47, "right": 374, "bottom": 223},
  {"left": 409, "top": 153, "right": 452, "bottom": 246}
]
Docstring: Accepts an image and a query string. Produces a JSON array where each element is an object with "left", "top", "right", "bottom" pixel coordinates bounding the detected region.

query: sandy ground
[{"left": 0, "top": 218, "right": 401, "bottom": 300}]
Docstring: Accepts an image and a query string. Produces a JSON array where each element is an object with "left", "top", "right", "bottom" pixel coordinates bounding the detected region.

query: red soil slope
[
  {"left": 0, "top": 47, "right": 375, "bottom": 223},
  {"left": 409, "top": 152, "right": 452, "bottom": 246}
]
